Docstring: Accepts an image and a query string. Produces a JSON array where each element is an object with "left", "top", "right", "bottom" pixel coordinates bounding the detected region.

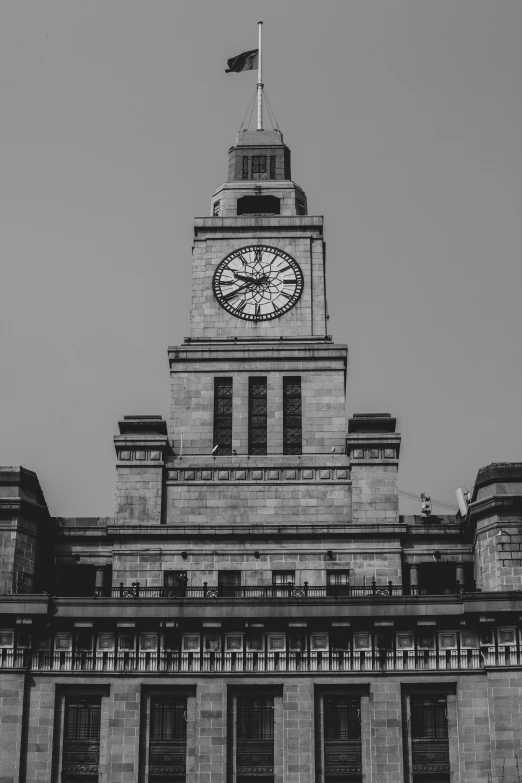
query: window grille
[
  {"left": 411, "top": 697, "right": 448, "bottom": 739},
  {"left": 324, "top": 697, "right": 361, "bottom": 740},
  {"left": 214, "top": 378, "right": 233, "bottom": 455},
  {"left": 252, "top": 156, "right": 268, "bottom": 180},
  {"left": 237, "top": 697, "right": 274, "bottom": 741},
  {"left": 149, "top": 697, "right": 187, "bottom": 783},
  {"left": 62, "top": 697, "right": 101, "bottom": 782},
  {"left": 151, "top": 698, "right": 186, "bottom": 741},
  {"left": 269, "top": 156, "right": 276, "bottom": 179},
  {"left": 242, "top": 157, "right": 249, "bottom": 180},
  {"left": 410, "top": 696, "right": 450, "bottom": 783},
  {"left": 212, "top": 200, "right": 220, "bottom": 216},
  {"left": 283, "top": 377, "right": 302, "bottom": 455},
  {"left": 248, "top": 377, "right": 267, "bottom": 455},
  {"left": 272, "top": 571, "right": 295, "bottom": 591}
]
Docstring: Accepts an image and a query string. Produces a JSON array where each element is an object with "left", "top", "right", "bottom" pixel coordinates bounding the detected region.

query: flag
[{"left": 225, "top": 49, "right": 259, "bottom": 73}]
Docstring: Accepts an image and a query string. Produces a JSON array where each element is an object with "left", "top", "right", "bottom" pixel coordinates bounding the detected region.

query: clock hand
[
  {"left": 233, "top": 271, "right": 257, "bottom": 284},
  {"left": 223, "top": 281, "right": 253, "bottom": 301}
]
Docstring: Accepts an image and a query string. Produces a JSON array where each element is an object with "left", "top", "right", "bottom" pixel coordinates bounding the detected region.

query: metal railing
[
  {"left": 104, "top": 581, "right": 409, "bottom": 599},
  {"left": 24, "top": 648, "right": 508, "bottom": 674}
]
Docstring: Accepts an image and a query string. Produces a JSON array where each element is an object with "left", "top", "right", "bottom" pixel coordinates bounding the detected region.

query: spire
[{"left": 257, "top": 21, "right": 263, "bottom": 130}]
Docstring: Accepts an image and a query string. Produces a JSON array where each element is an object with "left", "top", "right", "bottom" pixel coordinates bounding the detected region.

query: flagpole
[{"left": 257, "top": 21, "right": 263, "bottom": 130}]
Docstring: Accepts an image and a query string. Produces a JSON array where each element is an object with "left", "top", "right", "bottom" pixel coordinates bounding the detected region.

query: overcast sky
[{"left": 0, "top": 0, "right": 520, "bottom": 516}]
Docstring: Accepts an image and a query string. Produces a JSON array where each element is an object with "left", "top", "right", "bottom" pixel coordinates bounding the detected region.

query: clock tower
[{"left": 162, "top": 124, "right": 350, "bottom": 527}]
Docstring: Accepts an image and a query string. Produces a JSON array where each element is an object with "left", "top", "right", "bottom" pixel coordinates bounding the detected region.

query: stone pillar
[
  {"left": 347, "top": 414, "right": 401, "bottom": 525},
  {"left": 114, "top": 416, "right": 169, "bottom": 525},
  {"left": 455, "top": 564, "right": 465, "bottom": 590},
  {"left": 410, "top": 565, "right": 419, "bottom": 595},
  {"left": 95, "top": 567, "right": 106, "bottom": 597}
]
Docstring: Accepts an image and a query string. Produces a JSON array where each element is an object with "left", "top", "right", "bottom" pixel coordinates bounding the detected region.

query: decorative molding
[{"left": 165, "top": 466, "right": 351, "bottom": 483}]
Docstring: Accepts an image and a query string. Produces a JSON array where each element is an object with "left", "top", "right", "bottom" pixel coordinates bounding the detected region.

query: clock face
[{"left": 213, "top": 245, "right": 304, "bottom": 321}]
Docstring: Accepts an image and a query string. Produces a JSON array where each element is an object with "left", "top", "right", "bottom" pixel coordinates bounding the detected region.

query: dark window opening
[
  {"left": 214, "top": 378, "right": 233, "bottom": 455},
  {"left": 149, "top": 697, "right": 187, "bottom": 783},
  {"left": 236, "top": 697, "right": 274, "bottom": 783},
  {"left": 62, "top": 697, "right": 101, "bottom": 783},
  {"left": 55, "top": 565, "right": 96, "bottom": 597},
  {"left": 237, "top": 195, "right": 280, "bottom": 216},
  {"left": 416, "top": 563, "right": 473, "bottom": 595},
  {"left": 272, "top": 571, "right": 295, "bottom": 595},
  {"left": 218, "top": 571, "right": 241, "bottom": 597},
  {"left": 269, "top": 156, "right": 276, "bottom": 179},
  {"left": 242, "top": 157, "right": 249, "bottom": 180},
  {"left": 411, "top": 696, "right": 450, "bottom": 783},
  {"left": 252, "top": 155, "right": 267, "bottom": 180},
  {"left": 326, "top": 571, "right": 350, "bottom": 597},
  {"left": 283, "top": 377, "right": 302, "bottom": 455},
  {"left": 212, "top": 200, "right": 220, "bottom": 216},
  {"left": 164, "top": 571, "right": 188, "bottom": 597},
  {"left": 249, "top": 378, "right": 267, "bottom": 455},
  {"left": 296, "top": 199, "right": 306, "bottom": 215},
  {"left": 323, "top": 697, "right": 362, "bottom": 783}
]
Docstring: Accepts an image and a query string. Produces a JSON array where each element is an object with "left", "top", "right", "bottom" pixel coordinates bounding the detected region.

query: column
[{"left": 410, "top": 565, "right": 419, "bottom": 596}]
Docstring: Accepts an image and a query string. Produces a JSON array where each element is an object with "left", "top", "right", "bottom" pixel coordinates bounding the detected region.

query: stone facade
[{"left": 0, "top": 119, "right": 521, "bottom": 783}]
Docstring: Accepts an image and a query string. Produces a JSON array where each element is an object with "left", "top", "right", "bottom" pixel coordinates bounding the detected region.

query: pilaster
[
  {"left": 346, "top": 414, "right": 401, "bottom": 524},
  {"left": 113, "top": 416, "right": 169, "bottom": 525}
]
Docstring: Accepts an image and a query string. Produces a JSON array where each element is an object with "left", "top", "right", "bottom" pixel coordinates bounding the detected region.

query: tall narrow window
[
  {"left": 252, "top": 156, "right": 267, "bottom": 180},
  {"left": 410, "top": 696, "right": 450, "bottom": 782},
  {"left": 212, "top": 200, "right": 220, "bottom": 216},
  {"left": 214, "top": 378, "right": 233, "bottom": 455},
  {"left": 249, "top": 377, "right": 267, "bottom": 455},
  {"left": 242, "top": 157, "right": 249, "bottom": 180},
  {"left": 164, "top": 571, "right": 187, "bottom": 597},
  {"left": 62, "top": 697, "right": 101, "bottom": 783},
  {"left": 149, "top": 697, "right": 187, "bottom": 783},
  {"left": 324, "top": 697, "right": 362, "bottom": 783},
  {"left": 283, "top": 377, "right": 302, "bottom": 455},
  {"left": 269, "top": 156, "right": 276, "bottom": 179},
  {"left": 326, "top": 571, "right": 350, "bottom": 597},
  {"left": 237, "top": 697, "right": 274, "bottom": 783}
]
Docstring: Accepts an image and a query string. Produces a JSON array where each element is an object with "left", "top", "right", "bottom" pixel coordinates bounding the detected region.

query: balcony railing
[
  {"left": 101, "top": 581, "right": 418, "bottom": 599},
  {"left": 11, "top": 648, "right": 518, "bottom": 674}
]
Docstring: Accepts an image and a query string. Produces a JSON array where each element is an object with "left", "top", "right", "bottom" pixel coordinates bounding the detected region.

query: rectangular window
[
  {"left": 323, "top": 697, "right": 362, "bottom": 783},
  {"left": 252, "top": 155, "right": 267, "bottom": 180},
  {"left": 248, "top": 377, "right": 267, "bottom": 455},
  {"left": 212, "top": 200, "right": 220, "bottom": 216},
  {"left": 327, "top": 570, "right": 350, "bottom": 597},
  {"left": 218, "top": 571, "right": 241, "bottom": 597},
  {"left": 62, "top": 697, "right": 101, "bottom": 783},
  {"left": 272, "top": 571, "right": 295, "bottom": 595},
  {"left": 296, "top": 198, "right": 306, "bottom": 215},
  {"left": 237, "top": 697, "right": 274, "bottom": 783},
  {"left": 242, "top": 157, "right": 249, "bottom": 180},
  {"left": 149, "top": 697, "right": 187, "bottom": 783},
  {"left": 214, "top": 378, "right": 233, "bottom": 455},
  {"left": 283, "top": 377, "right": 302, "bottom": 455},
  {"left": 409, "top": 696, "right": 450, "bottom": 783},
  {"left": 269, "top": 156, "right": 276, "bottom": 179},
  {"left": 164, "top": 571, "right": 187, "bottom": 597}
]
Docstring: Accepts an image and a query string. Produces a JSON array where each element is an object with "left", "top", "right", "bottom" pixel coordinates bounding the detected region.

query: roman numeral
[
  {"left": 280, "top": 292, "right": 292, "bottom": 300},
  {"left": 254, "top": 248, "right": 263, "bottom": 264},
  {"left": 283, "top": 278, "right": 296, "bottom": 284},
  {"left": 278, "top": 265, "right": 291, "bottom": 273},
  {"left": 234, "top": 300, "right": 246, "bottom": 312},
  {"left": 255, "top": 304, "right": 261, "bottom": 317}
]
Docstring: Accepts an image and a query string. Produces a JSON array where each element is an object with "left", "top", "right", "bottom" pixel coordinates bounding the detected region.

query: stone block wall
[
  {"left": 14, "top": 673, "right": 512, "bottom": 783},
  {"left": 114, "top": 466, "right": 164, "bottom": 525},
  {"left": 169, "top": 346, "right": 347, "bottom": 456},
  {"left": 351, "top": 464, "right": 399, "bottom": 524},
  {"left": 474, "top": 517, "right": 522, "bottom": 591},
  {"left": 0, "top": 673, "right": 25, "bottom": 783},
  {"left": 111, "top": 542, "right": 402, "bottom": 588}
]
